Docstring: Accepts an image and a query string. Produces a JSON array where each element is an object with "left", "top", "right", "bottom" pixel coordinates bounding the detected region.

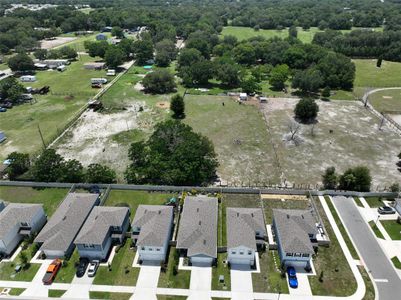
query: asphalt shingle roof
[
  {"left": 0, "top": 203, "right": 44, "bottom": 239},
  {"left": 34, "top": 193, "right": 99, "bottom": 253},
  {"left": 0, "top": 201, "right": 5, "bottom": 212},
  {"left": 132, "top": 205, "right": 173, "bottom": 247},
  {"left": 227, "top": 207, "right": 266, "bottom": 250},
  {"left": 273, "top": 209, "right": 317, "bottom": 255},
  {"left": 176, "top": 196, "right": 217, "bottom": 258},
  {"left": 75, "top": 206, "right": 129, "bottom": 245}
]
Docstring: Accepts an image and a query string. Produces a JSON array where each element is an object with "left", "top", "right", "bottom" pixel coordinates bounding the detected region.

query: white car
[
  {"left": 106, "top": 69, "right": 116, "bottom": 76},
  {"left": 87, "top": 260, "right": 99, "bottom": 277}
]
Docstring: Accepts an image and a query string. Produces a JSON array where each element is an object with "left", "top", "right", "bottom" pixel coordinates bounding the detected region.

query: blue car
[
  {"left": 0, "top": 107, "right": 6, "bottom": 112},
  {"left": 287, "top": 266, "right": 298, "bottom": 288}
]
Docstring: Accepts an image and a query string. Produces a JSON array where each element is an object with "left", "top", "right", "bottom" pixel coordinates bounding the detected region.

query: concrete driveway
[
  {"left": 187, "top": 265, "right": 211, "bottom": 300},
  {"left": 287, "top": 273, "right": 312, "bottom": 296},
  {"left": 20, "top": 263, "right": 50, "bottom": 298},
  {"left": 332, "top": 196, "right": 401, "bottom": 300},
  {"left": 62, "top": 269, "right": 94, "bottom": 299},
  {"left": 230, "top": 265, "right": 253, "bottom": 300},
  {"left": 131, "top": 264, "right": 160, "bottom": 300}
]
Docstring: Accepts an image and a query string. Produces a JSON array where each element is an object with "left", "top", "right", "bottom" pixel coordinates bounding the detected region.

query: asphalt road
[{"left": 332, "top": 196, "right": 401, "bottom": 300}]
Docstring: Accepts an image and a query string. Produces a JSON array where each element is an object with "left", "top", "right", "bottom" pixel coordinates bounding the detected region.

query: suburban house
[
  {"left": 131, "top": 205, "right": 174, "bottom": 263},
  {"left": 176, "top": 196, "right": 218, "bottom": 266},
  {"left": 272, "top": 209, "right": 318, "bottom": 269},
  {"left": 395, "top": 199, "right": 401, "bottom": 217},
  {"left": 34, "top": 59, "right": 70, "bottom": 69},
  {"left": 96, "top": 33, "right": 107, "bottom": 40},
  {"left": 35, "top": 193, "right": 99, "bottom": 258},
  {"left": 0, "top": 203, "right": 46, "bottom": 256},
  {"left": 75, "top": 206, "right": 130, "bottom": 261},
  {"left": 226, "top": 207, "right": 266, "bottom": 266}
]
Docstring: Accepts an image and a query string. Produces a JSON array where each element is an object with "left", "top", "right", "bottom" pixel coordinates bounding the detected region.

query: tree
[
  {"left": 112, "top": 26, "right": 124, "bottom": 38},
  {"left": 294, "top": 98, "right": 319, "bottom": 122},
  {"left": 321, "top": 86, "right": 331, "bottom": 98},
  {"left": 60, "top": 46, "right": 77, "bottom": 60},
  {"left": 390, "top": 183, "right": 400, "bottom": 192},
  {"left": 177, "top": 48, "right": 202, "bottom": 72},
  {"left": 322, "top": 167, "right": 338, "bottom": 189},
  {"left": 214, "top": 59, "right": 241, "bottom": 87},
  {"left": 125, "top": 120, "right": 218, "bottom": 185},
  {"left": 170, "top": 94, "right": 185, "bottom": 119},
  {"left": 240, "top": 76, "right": 261, "bottom": 94},
  {"left": 233, "top": 43, "right": 256, "bottom": 65},
  {"left": 142, "top": 69, "right": 176, "bottom": 94},
  {"left": 155, "top": 39, "right": 177, "bottom": 67},
  {"left": 292, "top": 68, "right": 323, "bottom": 93},
  {"left": 105, "top": 46, "right": 125, "bottom": 68},
  {"left": 269, "top": 64, "right": 289, "bottom": 90},
  {"left": 0, "top": 77, "right": 25, "bottom": 102},
  {"left": 8, "top": 53, "right": 34, "bottom": 72},
  {"left": 87, "top": 41, "right": 109, "bottom": 58},
  {"left": 61, "top": 159, "right": 84, "bottom": 183},
  {"left": 289, "top": 26, "right": 298, "bottom": 39},
  {"left": 339, "top": 166, "right": 371, "bottom": 192},
  {"left": 133, "top": 39, "right": 154, "bottom": 65},
  {"left": 34, "top": 49, "right": 48, "bottom": 60},
  {"left": 6, "top": 152, "right": 30, "bottom": 180},
  {"left": 32, "top": 149, "right": 64, "bottom": 182},
  {"left": 86, "top": 163, "right": 117, "bottom": 184},
  {"left": 180, "top": 60, "right": 215, "bottom": 87}
]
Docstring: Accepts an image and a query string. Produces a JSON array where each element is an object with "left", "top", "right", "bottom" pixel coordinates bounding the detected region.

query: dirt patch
[
  {"left": 156, "top": 101, "right": 170, "bottom": 109},
  {"left": 40, "top": 37, "right": 76, "bottom": 49}
]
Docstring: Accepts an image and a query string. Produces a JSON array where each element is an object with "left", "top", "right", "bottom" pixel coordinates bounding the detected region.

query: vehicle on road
[
  {"left": 287, "top": 266, "right": 298, "bottom": 288},
  {"left": 76, "top": 258, "right": 89, "bottom": 278},
  {"left": 378, "top": 206, "right": 396, "bottom": 215},
  {"left": 42, "top": 259, "right": 62, "bottom": 284},
  {"left": 87, "top": 260, "right": 99, "bottom": 277}
]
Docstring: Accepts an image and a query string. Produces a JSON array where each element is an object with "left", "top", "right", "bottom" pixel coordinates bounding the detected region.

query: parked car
[
  {"left": 0, "top": 107, "right": 7, "bottom": 112},
  {"left": 87, "top": 260, "right": 100, "bottom": 277},
  {"left": 76, "top": 258, "right": 89, "bottom": 278},
  {"left": 378, "top": 206, "right": 396, "bottom": 215},
  {"left": 2, "top": 101, "right": 13, "bottom": 108},
  {"left": 287, "top": 266, "right": 298, "bottom": 288},
  {"left": 42, "top": 259, "right": 62, "bottom": 284}
]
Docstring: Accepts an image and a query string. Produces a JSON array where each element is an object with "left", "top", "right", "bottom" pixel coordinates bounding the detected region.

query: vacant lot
[
  {"left": 368, "top": 89, "right": 401, "bottom": 112},
  {"left": 262, "top": 98, "right": 401, "bottom": 187},
  {"left": 40, "top": 37, "right": 76, "bottom": 49},
  {"left": 354, "top": 59, "right": 401, "bottom": 89},
  {"left": 0, "top": 186, "right": 68, "bottom": 216},
  {"left": 0, "top": 55, "right": 106, "bottom": 160},
  {"left": 185, "top": 95, "right": 280, "bottom": 185}
]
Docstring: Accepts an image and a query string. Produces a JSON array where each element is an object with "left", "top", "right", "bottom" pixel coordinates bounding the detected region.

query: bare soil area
[{"left": 40, "top": 37, "right": 76, "bottom": 49}]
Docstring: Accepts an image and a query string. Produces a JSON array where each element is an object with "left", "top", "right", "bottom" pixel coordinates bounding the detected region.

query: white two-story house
[
  {"left": 272, "top": 209, "right": 317, "bottom": 269},
  {"left": 227, "top": 207, "right": 266, "bottom": 266},
  {"left": 132, "top": 205, "right": 174, "bottom": 263}
]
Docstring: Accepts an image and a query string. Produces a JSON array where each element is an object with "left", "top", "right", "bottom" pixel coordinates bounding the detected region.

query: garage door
[{"left": 285, "top": 260, "right": 308, "bottom": 268}]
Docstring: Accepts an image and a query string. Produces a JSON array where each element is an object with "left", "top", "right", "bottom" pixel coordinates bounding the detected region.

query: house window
[
  {"left": 256, "top": 231, "right": 260, "bottom": 236},
  {"left": 286, "top": 253, "right": 293, "bottom": 256},
  {"left": 240, "top": 251, "right": 244, "bottom": 255},
  {"left": 248, "top": 250, "right": 252, "bottom": 255},
  {"left": 294, "top": 253, "right": 301, "bottom": 257},
  {"left": 141, "top": 247, "right": 145, "bottom": 250},
  {"left": 149, "top": 248, "right": 153, "bottom": 251},
  {"left": 302, "top": 253, "right": 310, "bottom": 257},
  {"left": 156, "top": 248, "right": 160, "bottom": 251},
  {"left": 20, "top": 222, "right": 30, "bottom": 227},
  {"left": 232, "top": 251, "right": 236, "bottom": 255},
  {"left": 308, "top": 234, "right": 314, "bottom": 238}
]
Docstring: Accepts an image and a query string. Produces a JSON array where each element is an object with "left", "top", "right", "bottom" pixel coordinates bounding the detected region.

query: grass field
[
  {"left": 363, "top": 196, "right": 390, "bottom": 208},
  {"left": 212, "top": 253, "right": 230, "bottom": 291},
  {"left": 0, "top": 186, "right": 68, "bottom": 216},
  {"left": 89, "top": 291, "right": 132, "bottom": 300},
  {"left": 0, "top": 288, "right": 25, "bottom": 296},
  {"left": 93, "top": 239, "right": 139, "bottom": 286},
  {"left": 157, "top": 296, "right": 187, "bottom": 300},
  {"left": 184, "top": 95, "right": 280, "bottom": 184},
  {"left": 0, "top": 55, "right": 106, "bottom": 161},
  {"left": 104, "top": 190, "right": 174, "bottom": 216},
  {"left": 56, "top": 33, "right": 111, "bottom": 52},
  {"left": 158, "top": 247, "right": 190, "bottom": 289},
  {"left": 0, "top": 261, "right": 40, "bottom": 282},
  {"left": 380, "top": 220, "right": 401, "bottom": 240},
  {"left": 309, "top": 197, "right": 357, "bottom": 296},
  {"left": 369, "top": 89, "right": 401, "bottom": 112},
  {"left": 354, "top": 59, "right": 401, "bottom": 89}
]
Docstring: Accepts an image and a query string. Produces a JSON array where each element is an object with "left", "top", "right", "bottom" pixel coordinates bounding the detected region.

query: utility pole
[{"left": 37, "top": 124, "right": 46, "bottom": 149}]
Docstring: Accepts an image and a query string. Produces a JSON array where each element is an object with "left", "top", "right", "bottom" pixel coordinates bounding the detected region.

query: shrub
[{"left": 294, "top": 98, "right": 319, "bottom": 122}]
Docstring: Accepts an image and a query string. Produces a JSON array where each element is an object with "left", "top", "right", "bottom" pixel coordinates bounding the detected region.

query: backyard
[{"left": 262, "top": 197, "right": 311, "bottom": 224}]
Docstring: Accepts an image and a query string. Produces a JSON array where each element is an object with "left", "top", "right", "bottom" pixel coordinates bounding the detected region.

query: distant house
[
  {"left": 395, "top": 199, "right": 401, "bottom": 216},
  {"left": 0, "top": 132, "right": 6, "bottom": 143},
  {"left": 131, "top": 205, "right": 174, "bottom": 263},
  {"left": 272, "top": 209, "right": 317, "bottom": 268},
  {"left": 34, "top": 59, "right": 70, "bottom": 69},
  {"left": 226, "top": 208, "right": 266, "bottom": 266},
  {"left": 84, "top": 62, "right": 105, "bottom": 70},
  {"left": 35, "top": 193, "right": 99, "bottom": 258},
  {"left": 0, "top": 203, "right": 46, "bottom": 256},
  {"left": 75, "top": 206, "right": 130, "bottom": 261},
  {"left": 20, "top": 75, "right": 36, "bottom": 82},
  {"left": 96, "top": 34, "right": 107, "bottom": 41},
  {"left": 176, "top": 196, "right": 218, "bottom": 266},
  {"left": 101, "top": 26, "right": 113, "bottom": 33}
]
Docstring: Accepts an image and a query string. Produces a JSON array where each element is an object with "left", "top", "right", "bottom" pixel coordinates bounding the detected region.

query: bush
[
  {"left": 170, "top": 94, "right": 185, "bottom": 119},
  {"left": 142, "top": 69, "right": 176, "bottom": 94},
  {"left": 339, "top": 166, "right": 371, "bottom": 192},
  {"left": 294, "top": 98, "right": 319, "bottom": 122}
]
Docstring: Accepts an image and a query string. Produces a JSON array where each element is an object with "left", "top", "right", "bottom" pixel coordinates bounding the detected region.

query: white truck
[{"left": 91, "top": 78, "right": 108, "bottom": 84}]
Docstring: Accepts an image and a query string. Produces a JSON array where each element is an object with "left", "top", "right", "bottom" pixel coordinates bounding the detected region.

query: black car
[
  {"left": 377, "top": 206, "right": 396, "bottom": 215},
  {"left": 76, "top": 258, "right": 89, "bottom": 278}
]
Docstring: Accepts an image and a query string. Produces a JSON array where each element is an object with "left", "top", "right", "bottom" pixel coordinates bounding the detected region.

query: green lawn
[
  {"left": 368, "top": 89, "right": 401, "bottom": 112},
  {"left": 212, "top": 253, "right": 230, "bottom": 291},
  {"left": 157, "top": 296, "right": 187, "bottom": 300},
  {"left": 262, "top": 198, "right": 310, "bottom": 224},
  {"left": 0, "top": 287, "right": 25, "bottom": 296},
  {"left": 184, "top": 95, "right": 280, "bottom": 184},
  {"left": 0, "top": 261, "right": 40, "bottom": 282},
  {"left": 391, "top": 256, "right": 401, "bottom": 269},
  {"left": 325, "top": 196, "right": 359, "bottom": 259},
  {"left": 55, "top": 32, "right": 111, "bottom": 52},
  {"left": 0, "top": 63, "right": 8, "bottom": 70},
  {"left": 363, "top": 196, "right": 391, "bottom": 208},
  {"left": 309, "top": 197, "right": 357, "bottom": 296},
  {"left": 358, "top": 266, "right": 375, "bottom": 300},
  {"left": 380, "top": 220, "right": 401, "bottom": 240},
  {"left": 354, "top": 197, "right": 363, "bottom": 207},
  {"left": 354, "top": 59, "right": 401, "bottom": 89},
  {"left": 0, "top": 55, "right": 107, "bottom": 160},
  {"left": 218, "top": 199, "right": 226, "bottom": 247},
  {"left": 54, "top": 249, "right": 80, "bottom": 283},
  {"left": 0, "top": 186, "right": 68, "bottom": 216},
  {"left": 104, "top": 190, "right": 175, "bottom": 216},
  {"left": 369, "top": 221, "right": 384, "bottom": 239},
  {"left": 252, "top": 250, "right": 288, "bottom": 293},
  {"left": 89, "top": 291, "right": 132, "bottom": 300},
  {"left": 48, "top": 289, "right": 66, "bottom": 297},
  {"left": 93, "top": 239, "right": 139, "bottom": 286},
  {"left": 158, "top": 247, "right": 190, "bottom": 289}
]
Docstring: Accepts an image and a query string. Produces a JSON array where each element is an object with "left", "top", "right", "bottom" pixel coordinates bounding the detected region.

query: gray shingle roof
[
  {"left": 132, "top": 205, "right": 173, "bottom": 247},
  {"left": 176, "top": 196, "right": 218, "bottom": 258},
  {"left": 75, "top": 206, "right": 129, "bottom": 245},
  {"left": 273, "top": 209, "right": 317, "bottom": 254},
  {"left": 35, "top": 193, "right": 99, "bottom": 253},
  {"left": 0, "top": 203, "right": 44, "bottom": 239},
  {"left": 227, "top": 207, "right": 266, "bottom": 250},
  {"left": 0, "top": 201, "right": 5, "bottom": 212}
]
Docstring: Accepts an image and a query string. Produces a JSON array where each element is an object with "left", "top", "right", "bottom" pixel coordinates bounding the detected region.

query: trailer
[{"left": 20, "top": 75, "right": 36, "bottom": 82}]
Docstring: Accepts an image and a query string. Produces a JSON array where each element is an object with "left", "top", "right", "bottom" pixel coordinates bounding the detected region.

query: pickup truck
[{"left": 42, "top": 259, "right": 62, "bottom": 285}]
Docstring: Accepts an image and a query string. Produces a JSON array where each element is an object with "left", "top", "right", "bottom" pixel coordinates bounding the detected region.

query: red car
[{"left": 42, "top": 259, "right": 62, "bottom": 285}]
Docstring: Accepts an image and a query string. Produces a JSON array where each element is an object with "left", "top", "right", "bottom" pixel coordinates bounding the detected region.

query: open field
[
  {"left": 0, "top": 186, "right": 68, "bottom": 216},
  {"left": 104, "top": 190, "right": 174, "bottom": 215},
  {"left": 56, "top": 32, "right": 111, "bottom": 51},
  {"left": 354, "top": 59, "right": 401, "bottom": 89},
  {"left": 262, "top": 98, "right": 401, "bottom": 187},
  {"left": 369, "top": 89, "right": 401, "bottom": 112},
  {"left": 185, "top": 95, "right": 280, "bottom": 184},
  {"left": 40, "top": 37, "right": 77, "bottom": 50},
  {"left": 0, "top": 55, "right": 106, "bottom": 161}
]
